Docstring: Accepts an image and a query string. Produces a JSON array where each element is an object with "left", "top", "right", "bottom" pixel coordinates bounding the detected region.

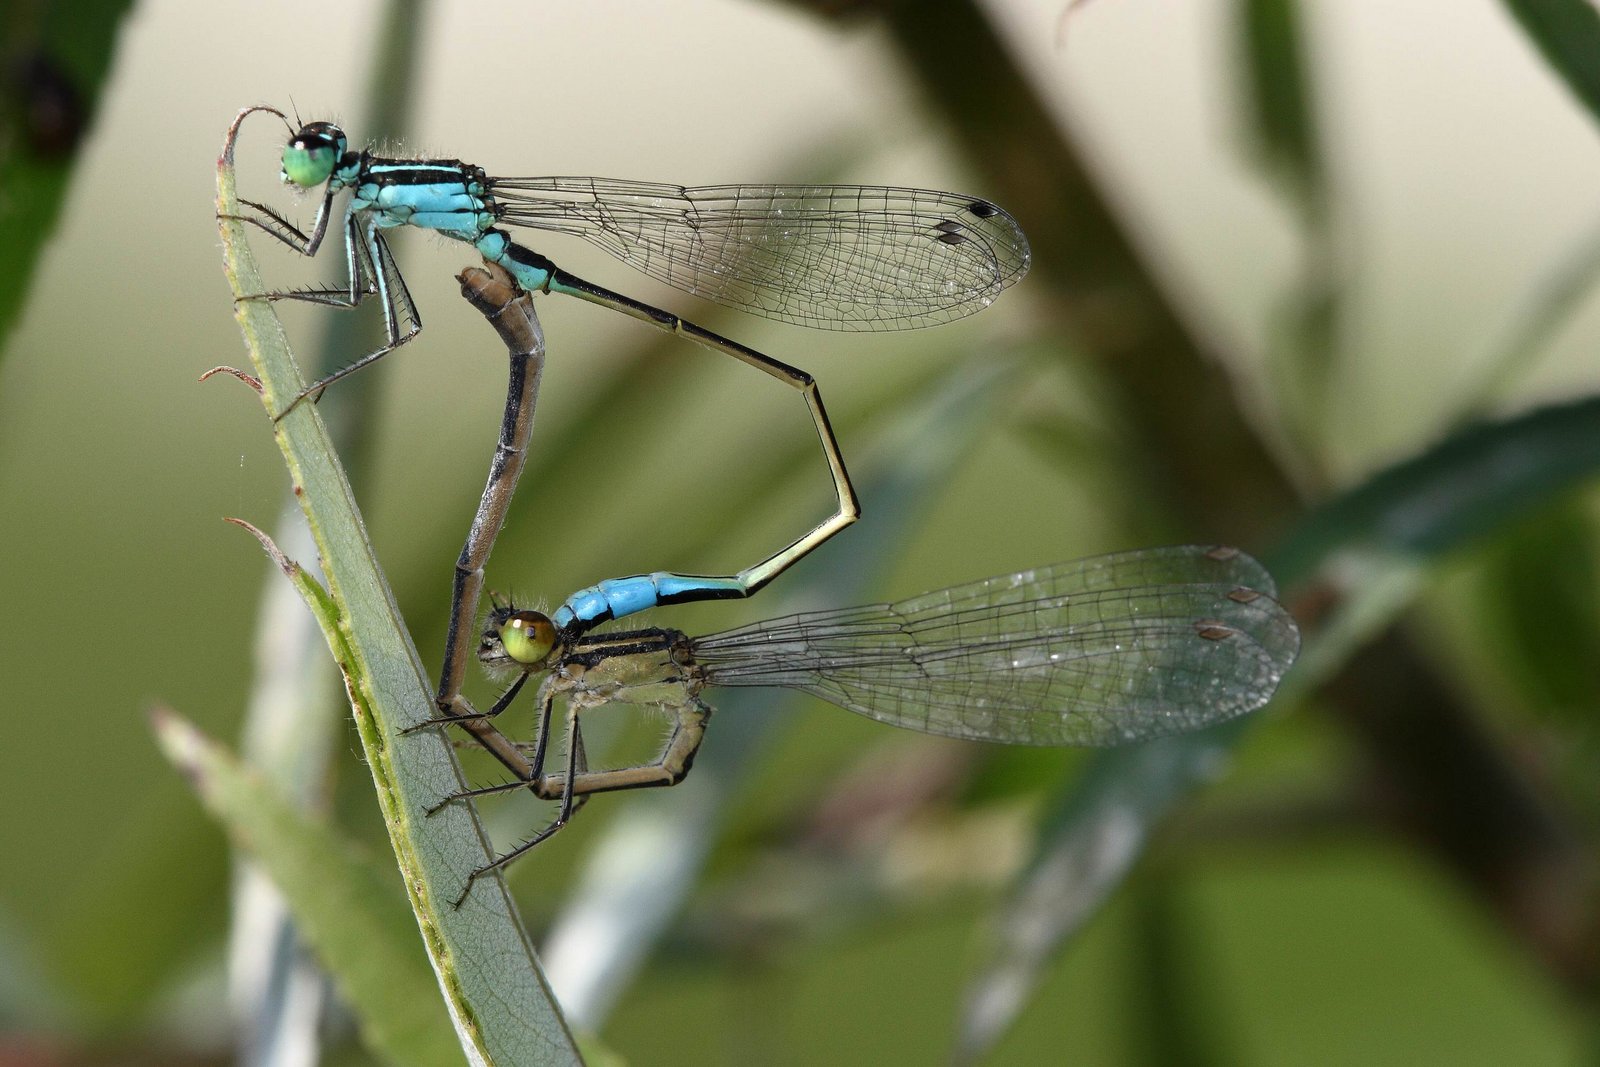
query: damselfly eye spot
[{"left": 501, "top": 610, "right": 557, "bottom": 665}]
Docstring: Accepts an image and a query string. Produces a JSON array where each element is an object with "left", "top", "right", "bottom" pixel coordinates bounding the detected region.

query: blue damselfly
[{"left": 227, "top": 106, "right": 1029, "bottom": 627}]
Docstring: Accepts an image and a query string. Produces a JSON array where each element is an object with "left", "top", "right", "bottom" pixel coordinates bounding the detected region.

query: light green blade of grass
[
  {"left": 211, "top": 107, "right": 580, "bottom": 1067},
  {"left": 956, "top": 394, "right": 1600, "bottom": 1062},
  {"left": 229, "top": 5, "right": 427, "bottom": 1059},
  {"left": 152, "top": 707, "right": 461, "bottom": 1067}
]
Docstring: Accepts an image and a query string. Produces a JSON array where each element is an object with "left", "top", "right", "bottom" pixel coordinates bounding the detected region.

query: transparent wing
[
  {"left": 690, "top": 546, "right": 1299, "bottom": 746},
  {"left": 490, "top": 177, "right": 1030, "bottom": 331}
]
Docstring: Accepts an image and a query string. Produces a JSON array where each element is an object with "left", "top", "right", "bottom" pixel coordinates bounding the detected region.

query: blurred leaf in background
[{"left": 0, "top": 0, "right": 132, "bottom": 355}]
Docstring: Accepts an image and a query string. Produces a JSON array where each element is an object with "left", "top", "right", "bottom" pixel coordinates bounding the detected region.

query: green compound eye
[
  {"left": 501, "top": 610, "right": 557, "bottom": 666},
  {"left": 281, "top": 143, "right": 335, "bottom": 187},
  {"left": 279, "top": 123, "right": 346, "bottom": 188}
]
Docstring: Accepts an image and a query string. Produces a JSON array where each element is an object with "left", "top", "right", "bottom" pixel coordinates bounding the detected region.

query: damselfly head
[
  {"left": 280, "top": 121, "right": 347, "bottom": 188},
  {"left": 480, "top": 606, "right": 558, "bottom": 670}
]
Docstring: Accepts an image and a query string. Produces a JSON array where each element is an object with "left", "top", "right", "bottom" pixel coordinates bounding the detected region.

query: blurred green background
[{"left": 3, "top": 0, "right": 1599, "bottom": 1063}]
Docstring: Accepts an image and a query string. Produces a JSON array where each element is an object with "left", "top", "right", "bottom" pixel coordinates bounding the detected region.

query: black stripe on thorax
[
  {"left": 362, "top": 157, "right": 483, "bottom": 187},
  {"left": 563, "top": 628, "right": 684, "bottom": 669}
]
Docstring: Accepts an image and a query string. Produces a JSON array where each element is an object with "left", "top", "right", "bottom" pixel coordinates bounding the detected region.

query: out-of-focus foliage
[
  {"left": 0, "top": 1, "right": 1596, "bottom": 1064},
  {"left": 0, "top": 0, "right": 132, "bottom": 353}
]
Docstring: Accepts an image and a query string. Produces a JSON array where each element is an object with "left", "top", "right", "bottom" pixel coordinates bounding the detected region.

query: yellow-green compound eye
[
  {"left": 281, "top": 140, "right": 337, "bottom": 187},
  {"left": 501, "top": 610, "right": 557, "bottom": 666}
]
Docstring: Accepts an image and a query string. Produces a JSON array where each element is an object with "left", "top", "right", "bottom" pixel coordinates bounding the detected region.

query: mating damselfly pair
[
  {"left": 226, "top": 107, "right": 1297, "bottom": 899},
  {"left": 230, "top": 104, "right": 1027, "bottom": 625}
]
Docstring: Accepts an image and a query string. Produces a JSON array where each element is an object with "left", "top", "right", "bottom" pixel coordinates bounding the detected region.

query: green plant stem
[{"left": 215, "top": 106, "right": 580, "bottom": 1066}]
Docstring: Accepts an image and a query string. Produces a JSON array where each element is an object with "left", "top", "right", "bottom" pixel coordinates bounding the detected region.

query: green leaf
[
  {"left": 1464, "top": 505, "right": 1600, "bottom": 830},
  {"left": 1272, "top": 395, "right": 1600, "bottom": 580},
  {"left": 213, "top": 107, "right": 581, "bottom": 1067},
  {"left": 226, "top": 5, "right": 434, "bottom": 1056},
  {"left": 0, "top": 1, "right": 134, "bottom": 355},
  {"left": 1501, "top": 0, "right": 1600, "bottom": 130},
  {"left": 151, "top": 710, "right": 461, "bottom": 1067},
  {"left": 1468, "top": 503, "right": 1600, "bottom": 726},
  {"left": 1235, "top": 0, "right": 1323, "bottom": 202}
]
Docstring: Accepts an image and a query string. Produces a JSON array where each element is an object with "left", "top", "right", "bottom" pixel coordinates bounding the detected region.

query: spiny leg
[
  {"left": 279, "top": 221, "right": 423, "bottom": 414},
  {"left": 423, "top": 682, "right": 554, "bottom": 817},
  {"left": 430, "top": 696, "right": 710, "bottom": 819},
  {"left": 405, "top": 671, "right": 529, "bottom": 740},
  {"left": 220, "top": 171, "right": 338, "bottom": 257},
  {"left": 264, "top": 208, "right": 375, "bottom": 309},
  {"left": 531, "top": 698, "right": 711, "bottom": 800},
  {"left": 226, "top": 199, "right": 308, "bottom": 248},
  {"left": 228, "top": 196, "right": 423, "bottom": 419},
  {"left": 450, "top": 698, "right": 584, "bottom": 909}
]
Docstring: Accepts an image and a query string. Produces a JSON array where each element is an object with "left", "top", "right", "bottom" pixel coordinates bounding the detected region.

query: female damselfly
[{"left": 432, "top": 544, "right": 1298, "bottom": 904}]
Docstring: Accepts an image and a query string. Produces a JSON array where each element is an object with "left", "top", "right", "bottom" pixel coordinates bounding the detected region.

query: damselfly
[
  {"left": 227, "top": 105, "right": 1029, "bottom": 629},
  {"left": 435, "top": 545, "right": 1298, "bottom": 902}
]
